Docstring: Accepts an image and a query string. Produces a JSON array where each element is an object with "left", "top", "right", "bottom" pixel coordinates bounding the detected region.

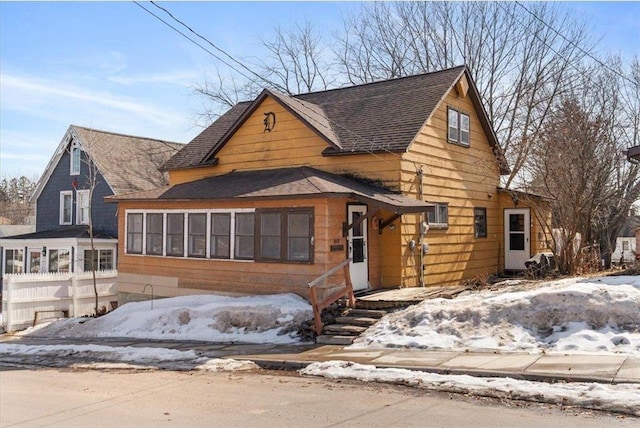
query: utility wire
[
  {"left": 135, "top": 1, "right": 408, "bottom": 164},
  {"left": 514, "top": 1, "right": 638, "bottom": 88}
]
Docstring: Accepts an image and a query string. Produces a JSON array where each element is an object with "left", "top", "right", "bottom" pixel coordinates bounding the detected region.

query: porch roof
[
  {"left": 0, "top": 226, "right": 116, "bottom": 241},
  {"left": 109, "top": 166, "right": 430, "bottom": 214}
]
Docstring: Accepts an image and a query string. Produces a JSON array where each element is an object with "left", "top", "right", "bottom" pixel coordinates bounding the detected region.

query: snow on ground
[
  {"left": 301, "top": 361, "right": 640, "bottom": 417},
  {"left": 350, "top": 275, "right": 640, "bottom": 356},
  {"left": 19, "top": 293, "right": 313, "bottom": 345}
]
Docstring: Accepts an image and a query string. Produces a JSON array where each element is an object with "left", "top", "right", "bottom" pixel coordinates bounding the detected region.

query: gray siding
[{"left": 36, "top": 151, "right": 118, "bottom": 237}]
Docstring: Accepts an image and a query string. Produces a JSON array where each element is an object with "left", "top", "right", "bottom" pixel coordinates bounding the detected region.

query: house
[
  {"left": 612, "top": 215, "right": 639, "bottom": 265},
  {"left": 0, "top": 125, "right": 182, "bottom": 329},
  {"left": 109, "top": 66, "right": 549, "bottom": 303}
]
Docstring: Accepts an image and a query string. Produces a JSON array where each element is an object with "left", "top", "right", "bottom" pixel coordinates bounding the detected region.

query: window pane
[
  {"left": 211, "top": 214, "right": 230, "bottom": 258},
  {"left": 437, "top": 205, "right": 448, "bottom": 224},
  {"left": 146, "top": 213, "right": 163, "bottom": 255},
  {"left": 260, "top": 213, "right": 281, "bottom": 259},
  {"left": 63, "top": 194, "right": 72, "bottom": 223},
  {"left": 235, "top": 213, "right": 254, "bottom": 259},
  {"left": 71, "top": 146, "right": 81, "bottom": 174},
  {"left": 5, "top": 249, "right": 24, "bottom": 274},
  {"left": 127, "top": 213, "right": 143, "bottom": 254},
  {"left": 48, "top": 250, "right": 58, "bottom": 272},
  {"left": 288, "top": 213, "right": 310, "bottom": 261},
  {"left": 101, "top": 250, "right": 113, "bottom": 270},
  {"left": 448, "top": 109, "right": 458, "bottom": 141},
  {"left": 426, "top": 206, "right": 435, "bottom": 224},
  {"left": 29, "top": 250, "right": 41, "bottom": 273},
  {"left": 510, "top": 234, "right": 525, "bottom": 251},
  {"left": 84, "top": 249, "right": 96, "bottom": 271},
  {"left": 166, "top": 214, "right": 185, "bottom": 256},
  {"left": 58, "top": 250, "right": 70, "bottom": 273},
  {"left": 509, "top": 214, "right": 525, "bottom": 232},
  {"left": 188, "top": 214, "right": 206, "bottom": 257},
  {"left": 474, "top": 208, "right": 487, "bottom": 238}
]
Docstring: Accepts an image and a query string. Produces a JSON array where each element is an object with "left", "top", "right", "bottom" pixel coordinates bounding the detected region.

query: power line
[
  {"left": 134, "top": 1, "right": 408, "bottom": 164},
  {"left": 514, "top": 1, "right": 638, "bottom": 89}
]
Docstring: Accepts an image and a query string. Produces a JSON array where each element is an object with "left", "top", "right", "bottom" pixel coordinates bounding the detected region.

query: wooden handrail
[{"left": 308, "top": 258, "right": 356, "bottom": 335}]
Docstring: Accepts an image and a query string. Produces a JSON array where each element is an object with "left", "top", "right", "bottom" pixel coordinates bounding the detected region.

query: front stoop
[{"left": 316, "top": 308, "right": 388, "bottom": 345}]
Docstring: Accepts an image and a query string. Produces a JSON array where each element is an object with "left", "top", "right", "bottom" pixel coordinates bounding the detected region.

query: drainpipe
[{"left": 417, "top": 166, "right": 425, "bottom": 287}]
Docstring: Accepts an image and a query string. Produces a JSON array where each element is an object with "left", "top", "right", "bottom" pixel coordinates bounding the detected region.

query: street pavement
[{"left": 2, "top": 334, "right": 638, "bottom": 384}]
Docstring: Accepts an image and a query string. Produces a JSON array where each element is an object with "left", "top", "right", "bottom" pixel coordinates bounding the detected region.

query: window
[
  {"left": 70, "top": 142, "right": 81, "bottom": 175},
  {"left": 426, "top": 203, "right": 449, "bottom": 229},
  {"left": 211, "top": 213, "right": 231, "bottom": 258},
  {"left": 4, "top": 249, "right": 24, "bottom": 274},
  {"left": 84, "top": 249, "right": 114, "bottom": 271},
  {"left": 257, "top": 208, "right": 313, "bottom": 262},
  {"left": 235, "top": 213, "right": 255, "bottom": 259},
  {"left": 474, "top": 207, "right": 487, "bottom": 238},
  {"left": 146, "top": 213, "right": 164, "bottom": 255},
  {"left": 448, "top": 108, "right": 470, "bottom": 146},
  {"left": 48, "top": 249, "right": 70, "bottom": 273},
  {"left": 76, "top": 189, "right": 90, "bottom": 225},
  {"left": 188, "top": 213, "right": 206, "bottom": 257},
  {"left": 166, "top": 213, "right": 185, "bottom": 256},
  {"left": 623, "top": 241, "right": 630, "bottom": 251},
  {"left": 126, "top": 213, "right": 143, "bottom": 254},
  {"left": 60, "top": 191, "right": 73, "bottom": 225}
]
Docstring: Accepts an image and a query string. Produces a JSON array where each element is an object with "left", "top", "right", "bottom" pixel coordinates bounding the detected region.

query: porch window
[
  {"left": 60, "top": 191, "right": 73, "bottom": 225},
  {"left": 256, "top": 208, "right": 313, "bottom": 263},
  {"left": 188, "top": 213, "right": 207, "bottom": 257},
  {"left": 70, "top": 142, "right": 81, "bottom": 175},
  {"left": 84, "top": 249, "right": 114, "bottom": 271},
  {"left": 146, "top": 213, "right": 164, "bottom": 255},
  {"left": 234, "top": 213, "right": 255, "bottom": 259},
  {"left": 126, "top": 213, "right": 143, "bottom": 254},
  {"left": 76, "top": 189, "right": 90, "bottom": 225},
  {"left": 474, "top": 207, "right": 487, "bottom": 238},
  {"left": 448, "top": 108, "right": 470, "bottom": 147},
  {"left": 48, "top": 249, "right": 70, "bottom": 273},
  {"left": 4, "top": 249, "right": 24, "bottom": 274},
  {"left": 210, "top": 213, "right": 231, "bottom": 258},
  {"left": 426, "top": 203, "right": 449, "bottom": 229},
  {"left": 166, "top": 213, "right": 185, "bottom": 257}
]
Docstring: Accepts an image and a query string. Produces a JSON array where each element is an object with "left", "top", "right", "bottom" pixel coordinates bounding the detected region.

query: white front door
[
  {"left": 347, "top": 205, "right": 369, "bottom": 291},
  {"left": 504, "top": 208, "right": 531, "bottom": 270},
  {"left": 28, "top": 248, "right": 44, "bottom": 274}
]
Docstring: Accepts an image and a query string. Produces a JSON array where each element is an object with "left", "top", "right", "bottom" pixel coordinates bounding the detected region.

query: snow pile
[
  {"left": 21, "top": 293, "right": 313, "bottom": 344},
  {"left": 351, "top": 276, "right": 640, "bottom": 355},
  {"left": 0, "top": 343, "right": 258, "bottom": 371},
  {"left": 301, "top": 361, "right": 640, "bottom": 416}
]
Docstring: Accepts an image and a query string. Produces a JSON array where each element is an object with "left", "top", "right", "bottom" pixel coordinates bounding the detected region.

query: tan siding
[
  {"left": 169, "top": 96, "right": 402, "bottom": 188},
  {"left": 399, "top": 88, "right": 503, "bottom": 286}
]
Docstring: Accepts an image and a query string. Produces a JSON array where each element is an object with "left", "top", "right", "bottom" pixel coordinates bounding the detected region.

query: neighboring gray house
[
  {"left": 0, "top": 125, "right": 183, "bottom": 276},
  {"left": 612, "top": 215, "right": 640, "bottom": 265}
]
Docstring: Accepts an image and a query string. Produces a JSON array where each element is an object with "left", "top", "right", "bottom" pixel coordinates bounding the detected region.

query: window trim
[
  {"left": 426, "top": 202, "right": 449, "bottom": 230},
  {"left": 59, "top": 191, "right": 73, "bottom": 225},
  {"left": 70, "top": 142, "right": 81, "bottom": 176},
  {"left": 76, "top": 189, "right": 90, "bottom": 225},
  {"left": 447, "top": 107, "right": 470, "bottom": 147},
  {"left": 255, "top": 208, "right": 314, "bottom": 264},
  {"left": 474, "top": 207, "right": 488, "bottom": 239}
]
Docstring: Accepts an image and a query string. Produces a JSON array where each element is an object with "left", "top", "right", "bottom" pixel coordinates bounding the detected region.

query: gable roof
[
  {"left": 163, "top": 66, "right": 509, "bottom": 174},
  {"left": 31, "top": 125, "right": 184, "bottom": 203},
  {"left": 108, "top": 166, "right": 431, "bottom": 214}
]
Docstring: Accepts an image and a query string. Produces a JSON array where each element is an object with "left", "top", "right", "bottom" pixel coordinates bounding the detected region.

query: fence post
[
  {"left": 4, "top": 276, "right": 12, "bottom": 332},
  {"left": 70, "top": 274, "right": 77, "bottom": 317}
]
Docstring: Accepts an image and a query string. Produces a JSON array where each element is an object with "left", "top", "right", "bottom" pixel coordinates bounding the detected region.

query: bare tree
[{"left": 0, "top": 176, "right": 36, "bottom": 224}]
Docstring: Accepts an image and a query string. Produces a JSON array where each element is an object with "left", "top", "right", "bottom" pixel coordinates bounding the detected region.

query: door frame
[
  {"left": 346, "top": 204, "right": 369, "bottom": 291},
  {"left": 504, "top": 208, "right": 531, "bottom": 271}
]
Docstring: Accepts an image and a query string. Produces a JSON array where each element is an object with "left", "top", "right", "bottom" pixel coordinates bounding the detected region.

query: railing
[{"left": 307, "top": 258, "right": 356, "bottom": 334}]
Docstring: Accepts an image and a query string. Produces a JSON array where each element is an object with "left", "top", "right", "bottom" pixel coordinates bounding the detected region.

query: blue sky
[{"left": 1, "top": 1, "right": 638, "bottom": 180}]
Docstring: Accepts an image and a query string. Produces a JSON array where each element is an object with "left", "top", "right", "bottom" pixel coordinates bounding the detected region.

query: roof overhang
[
  {"left": 108, "top": 167, "right": 431, "bottom": 214},
  {"left": 626, "top": 145, "right": 640, "bottom": 162}
]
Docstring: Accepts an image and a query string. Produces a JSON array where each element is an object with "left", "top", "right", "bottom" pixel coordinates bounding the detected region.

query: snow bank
[
  {"left": 351, "top": 276, "right": 640, "bottom": 355},
  {"left": 301, "top": 361, "right": 640, "bottom": 416},
  {"left": 20, "top": 293, "right": 313, "bottom": 344}
]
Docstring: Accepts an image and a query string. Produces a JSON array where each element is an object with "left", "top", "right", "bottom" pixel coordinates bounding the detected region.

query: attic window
[
  {"left": 70, "top": 142, "right": 81, "bottom": 175},
  {"left": 448, "top": 108, "right": 470, "bottom": 147}
]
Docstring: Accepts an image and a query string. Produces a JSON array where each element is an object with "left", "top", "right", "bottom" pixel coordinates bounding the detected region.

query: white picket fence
[{"left": 1, "top": 270, "right": 118, "bottom": 332}]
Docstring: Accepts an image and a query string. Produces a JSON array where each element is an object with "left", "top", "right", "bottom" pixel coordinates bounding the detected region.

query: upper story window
[
  {"left": 426, "top": 202, "right": 449, "bottom": 229},
  {"left": 448, "top": 108, "right": 470, "bottom": 147},
  {"left": 76, "top": 189, "right": 90, "bottom": 225},
  {"left": 60, "top": 191, "right": 73, "bottom": 225},
  {"left": 70, "top": 142, "right": 81, "bottom": 175}
]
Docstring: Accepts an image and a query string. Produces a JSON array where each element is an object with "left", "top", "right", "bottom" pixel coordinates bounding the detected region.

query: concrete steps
[{"left": 316, "top": 308, "right": 388, "bottom": 345}]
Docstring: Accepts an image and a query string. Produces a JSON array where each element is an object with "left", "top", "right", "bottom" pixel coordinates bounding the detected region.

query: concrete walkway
[{"left": 2, "top": 335, "right": 638, "bottom": 384}]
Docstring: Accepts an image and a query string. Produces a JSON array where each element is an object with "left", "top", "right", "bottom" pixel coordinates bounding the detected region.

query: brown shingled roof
[
  {"left": 71, "top": 126, "right": 183, "bottom": 195},
  {"left": 109, "top": 166, "right": 431, "bottom": 214},
  {"left": 162, "top": 66, "right": 508, "bottom": 173}
]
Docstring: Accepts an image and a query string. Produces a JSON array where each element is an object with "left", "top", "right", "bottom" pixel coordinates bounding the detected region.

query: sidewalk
[{"left": 2, "top": 335, "right": 638, "bottom": 384}]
